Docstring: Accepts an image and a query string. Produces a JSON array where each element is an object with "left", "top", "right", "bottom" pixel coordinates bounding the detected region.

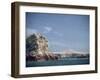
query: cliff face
[
  {"left": 26, "top": 33, "right": 58, "bottom": 61},
  {"left": 26, "top": 33, "right": 48, "bottom": 55}
]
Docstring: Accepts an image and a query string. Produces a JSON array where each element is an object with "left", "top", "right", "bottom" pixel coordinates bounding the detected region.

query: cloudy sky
[{"left": 26, "top": 12, "right": 89, "bottom": 53}]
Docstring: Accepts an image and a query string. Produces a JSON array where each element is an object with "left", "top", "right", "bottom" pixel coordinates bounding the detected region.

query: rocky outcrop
[
  {"left": 26, "top": 33, "right": 58, "bottom": 61},
  {"left": 26, "top": 53, "right": 59, "bottom": 61},
  {"left": 26, "top": 33, "right": 48, "bottom": 55}
]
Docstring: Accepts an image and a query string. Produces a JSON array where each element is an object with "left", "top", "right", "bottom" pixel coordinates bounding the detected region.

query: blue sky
[{"left": 26, "top": 12, "right": 89, "bottom": 53}]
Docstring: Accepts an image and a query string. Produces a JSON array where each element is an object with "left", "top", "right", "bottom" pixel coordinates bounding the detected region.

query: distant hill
[{"left": 48, "top": 51, "right": 89, "bottom": 58}]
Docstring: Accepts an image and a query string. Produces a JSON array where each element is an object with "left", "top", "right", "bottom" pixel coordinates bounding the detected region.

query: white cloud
[
  {"left": 43, "top": 26, "right": 52, "bottom": 33},
  {"left": 44, "top": 27, "right": 52, "bottom": 32},
  {"left": 43, "top": 26, "right": 63, "bottom": 37}
]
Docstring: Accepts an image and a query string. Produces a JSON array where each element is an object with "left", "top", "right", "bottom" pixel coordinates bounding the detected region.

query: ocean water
[{"left": 26, "top": 57, "right": 89, "bottom": 67}]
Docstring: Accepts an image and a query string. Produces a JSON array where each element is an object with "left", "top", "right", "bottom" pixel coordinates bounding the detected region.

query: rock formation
[{"left": 26, "top": 33, "right": 58, "bottom": 61}]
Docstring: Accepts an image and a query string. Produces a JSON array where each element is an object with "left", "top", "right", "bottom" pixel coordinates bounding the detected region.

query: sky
[{"left": 26, "top": 12, "right": 89, "bottom": 53}]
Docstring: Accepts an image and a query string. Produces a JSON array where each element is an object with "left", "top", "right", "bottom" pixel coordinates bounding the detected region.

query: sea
[{"left": 26, "top": 57, "right": 89, "bottom": 67}]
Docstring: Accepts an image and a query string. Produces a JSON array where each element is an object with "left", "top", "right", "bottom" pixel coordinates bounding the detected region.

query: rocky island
[
  {"left": 26, "top": 33, "right": 59, "bottom": 61},
  {"left": 26, "top": 33, "right": 89, "bottom": 62}
]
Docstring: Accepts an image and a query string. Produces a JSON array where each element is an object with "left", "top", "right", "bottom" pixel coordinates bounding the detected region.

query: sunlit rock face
[
  {"left": 26, "top": 33, "right": 48, "bottom": 55},
  {"left": 26, "top": 33, "right": 58, "bottom": 61},
  {"left": 36, "top": 33, "right": 48, "bottom": 55}
]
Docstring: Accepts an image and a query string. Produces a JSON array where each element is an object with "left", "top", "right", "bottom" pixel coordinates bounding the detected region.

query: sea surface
[{"left": 26, "top": 57, "right": 89, "bottom": 67}]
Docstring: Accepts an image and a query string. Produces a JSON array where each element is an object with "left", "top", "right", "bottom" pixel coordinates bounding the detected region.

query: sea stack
[
  {"left": 26, "top": 33, "right": 48, "bottom": 55},
  {"left": 26, "top": 33, "right": 58, "bottom": 61}
]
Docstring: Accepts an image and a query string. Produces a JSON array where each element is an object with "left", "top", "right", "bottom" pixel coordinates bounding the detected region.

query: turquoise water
[{"left": 26, "top": 57, "right": 89, "bottom": 67}]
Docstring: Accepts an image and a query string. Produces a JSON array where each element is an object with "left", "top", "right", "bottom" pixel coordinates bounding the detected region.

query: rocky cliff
[{"left": 26, "top": 33, "right": 58, "bottom": 61}]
